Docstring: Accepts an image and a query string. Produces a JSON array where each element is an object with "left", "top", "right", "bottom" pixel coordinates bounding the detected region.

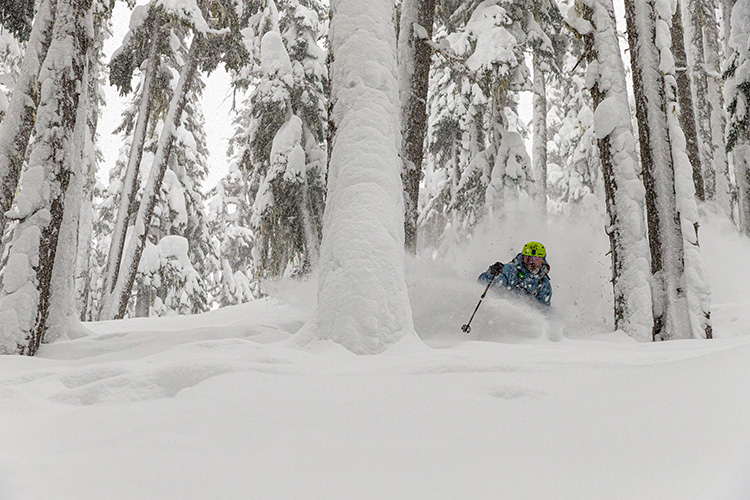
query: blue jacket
[{"left": 478, "top": 253, "right": 552, "bottom": 306}]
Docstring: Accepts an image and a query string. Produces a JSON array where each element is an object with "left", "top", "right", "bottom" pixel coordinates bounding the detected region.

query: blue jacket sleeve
[
  {"left": 536, "top": 278, "right": 552, "bottom": 306},
  {"left": 478, "top": 264, "right": 515, "bottom": 288}
]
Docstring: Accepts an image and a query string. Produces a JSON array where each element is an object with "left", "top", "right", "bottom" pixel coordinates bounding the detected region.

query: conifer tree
[
  {"left": 230, "top": 0, "right": 327, "bottom": 281},
  {"left": 725, "top": 0, "right": 750, "bottom": 235},
  {"left": 545, "top": 46, "right": 602, "bottom": 214},
  {"left": 206, "top": 165, "right": 258, "bottom": 306},
  {"left": 399, "top": 0, "right": 436, "bottom": 253},
  {"left": 571, "top": 0, "right": 653, "bottom": 341},
  {"left": 0, "top": 0, "right": 93, "bottom": 354},
  {"left": 302, "top": 0, "right": 416, "bottom": 354},
  {"left": 624, "top": 0, "right": 712, "bottom": 340},
  {"left": 102, "top": 0, "right": 248, "bottom": 319},
  {"left": 0, "top": 0, "right": 57, "bottom": 259}
]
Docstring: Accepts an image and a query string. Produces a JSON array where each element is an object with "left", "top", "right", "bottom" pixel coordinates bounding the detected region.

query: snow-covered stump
[{"left": 310, "top": 0, "right": 416, "bottom": 354}]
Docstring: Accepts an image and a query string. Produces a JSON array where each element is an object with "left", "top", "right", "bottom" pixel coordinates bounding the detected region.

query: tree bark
[
  {"left": 671, "top": 4, "right": 705, "bottom": 201},
  {"left": 624, "top": 0, "right": 691, "bottom": 341},
  {"left": 703, "top": 0, "right": 732, "bottom": 214},
  {"left": 399, "top": 0, "right": 436, "bottom": 253},
  {"left": 0, "top": 0, "right": 57, "bottom": 257},
  {"left": 532, "top": 51, "right": 548, "bottom": 218},
  {"left": 683, "top": 0, "right": 714, "bottom": 199},
  {"left": 0, "top": 0, "right": 92, "bottom": 355},
  {"left": 100, "top": 38, "right": 161, "bottom": 317},
  {"left": 581, "top": 0, "right": 653, "bottom": 341}
]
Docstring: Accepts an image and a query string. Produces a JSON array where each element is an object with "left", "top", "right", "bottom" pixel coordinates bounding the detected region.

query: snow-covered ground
[{"left": 1, "top": 211, "right": 749, "bottom": 499}]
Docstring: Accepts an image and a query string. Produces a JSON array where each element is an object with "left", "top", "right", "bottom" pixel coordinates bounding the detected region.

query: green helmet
[{"left": 522, "top": 241, "right": 546, "bottom": 258}]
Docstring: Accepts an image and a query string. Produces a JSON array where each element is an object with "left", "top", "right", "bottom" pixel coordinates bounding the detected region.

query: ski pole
[{"left": 461, "top": 281, "right": 493, "bottom": 334}]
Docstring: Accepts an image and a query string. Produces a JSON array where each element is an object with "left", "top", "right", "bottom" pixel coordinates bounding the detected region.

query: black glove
[{"left": 488, "top": 262, "right": 503, "bottom": 277}]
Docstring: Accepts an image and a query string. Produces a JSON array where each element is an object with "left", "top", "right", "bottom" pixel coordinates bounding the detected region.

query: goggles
[{"left": 525, "top": 255, "right": 543, "bottom": 266}]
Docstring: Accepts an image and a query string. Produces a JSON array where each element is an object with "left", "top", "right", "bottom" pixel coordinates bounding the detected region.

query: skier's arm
[
  {"left": 478, "top": 262, "right": 504, "bottom": 285},
  {"left": 536, "top": 278, "right": 552, "bottom": 306}
]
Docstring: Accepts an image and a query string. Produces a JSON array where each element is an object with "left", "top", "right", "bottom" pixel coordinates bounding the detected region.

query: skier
[{"left": 478, "top": 241, "right": 552, "bottom": 307}]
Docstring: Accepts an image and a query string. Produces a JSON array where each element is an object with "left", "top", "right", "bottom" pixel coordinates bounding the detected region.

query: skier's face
[{"left": 524, "top": 255, "right": 543, "bottom": 273}]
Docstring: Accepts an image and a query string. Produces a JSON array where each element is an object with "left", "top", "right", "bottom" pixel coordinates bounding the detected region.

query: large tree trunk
[
  {"left": 0, "top": 0, "right": 92, "bottom": 355},
  {"left": 737, "top": 140, "right": 750, "bottom": 235},
  {"left": 399, "top": 0, "right": 436, "bottom": 253},
  {"left": 682, "top": 0, "right": 715, "bottom": 200},
  {"left": 532, "top": 50, "right": 548, "bottom": 219},
  {"left": 703, "top": 0, "right": 732, "bottom": 215},
  {"left": 101, "top": 38, "right": 202, "bottom": 320},
  {"left": 624, "top": 0, "right": 692, "bottom": 341},
  {"left": 99, "top": 39, "right": 161, "bottom": 317},
  {"left": 0, "top": 0, "right": 57, "bottom": 257},
  {"left": 76, "top": 4, "right": 110, "bottom": 321},
  {"left": 581, "top": 0, "right": 653, "bottom": 341},
  {"left": 300, "top": 0, "right": 416, "bottom": 354},
  {"left": 671, "top": 4, "right": 705, "bottom": 201}
]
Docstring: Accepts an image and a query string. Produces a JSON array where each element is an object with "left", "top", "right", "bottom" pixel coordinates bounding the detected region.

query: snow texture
[{"left": 1, "top": 213, "right": 750, "bottom": 499}]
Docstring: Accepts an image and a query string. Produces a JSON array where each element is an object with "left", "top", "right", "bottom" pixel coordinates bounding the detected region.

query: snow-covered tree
[
  {"left": 624, "top": 0, "right": 712, "bottom": 340},
  {"left": 703, "top": 0, "right": 732, "bottom": 215},
  {"left": 100, "top": 5, "right": 171, "bottom": 313},
  {"left": 0, "top": 0, "right": 56, "bottom": 260},
  {"left": 102, "top": 0, "right": 247, "bottom": 320},
  {"left": 421, "top": 0, "right": 562, "bottom": 248},
  {"left": 0, "top": 0, "right": 34, "bottom": 43},
  {"left": 725, "top": 0, "right": 750, "bottom": 235},
  {"left": 298, "top": 0, "right": 416, "bottom": 354},
  {"left": 0, "top": 28, "right": 23, "bottom": 120},
  {"left": 682, "top": 0, "right": 717, "bottom": 200},
  {"left": 0, "top": 0, "right": 93, "bottom": 355},
  {"left": 399, "top": 0, "right": 436, "bottom": 253},
  {"left": 206, "top": 164, "right": 258, "bottom": 307},
  {"left": 671, "top": 2, "right": 706, "bottom": 201},
  {"left": 568, "top": 0, "right": 653, "bottom": 341},
  {"left": 545, "top": 46, "right": 602, "bottom": 214},
  {"left": 528, "top": 1, "right": 563, "bottom": 219},
  {"left": 137, "top": 235, "right": 208, "bottom": 316},
  {"left": 229, "top": 0, "right": 327, "bottom": 282},
  {"left": 74, "top": 0, "right": 109, "bottom": 321}
]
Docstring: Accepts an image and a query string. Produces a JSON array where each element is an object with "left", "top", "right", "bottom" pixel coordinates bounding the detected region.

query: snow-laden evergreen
[
  {"left": 682, "top": 0, "right": 717, "bottom": 201},
  {"left": 0, "top": 28, "right": 22, "bottom": 119},
  {"left": 0, "top": 0, "right": 93, "bottom": 354},
  {"left": 545, "top": 47, "right": 603, "bottom": 216},
  {"left": 398, "top": 0, "right": 436, "bottom": 253},
  {"left": 657, "top": 0, "right": 713, "bottom": 339},
  {"left": 421, "top": 1, "right": 535, "bottom": 248},
  {"left": 725, "top": 0, "right": 750, "bottom": 235},
  {"left": 228, "top": 0, "right": 327, "bottom": 283},
  {"left": 569, "top": 0, "right": 653, "bottom": 341},
  {"left": 703, "top": 0, "right": 733, "bottom": 216},
  {"left": 100, "top": 0, "right": 243, "bottom": 319},
  {"left": 0, "top": 0, "right": 56, "bottom": 260},
  {"left": 205, "top": 165, "right": 258, "bottom": 306}
]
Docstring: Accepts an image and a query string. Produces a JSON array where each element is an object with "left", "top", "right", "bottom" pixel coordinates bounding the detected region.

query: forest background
[{"left": 0, "top": 0, "right": 749, "bottom": 355}]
